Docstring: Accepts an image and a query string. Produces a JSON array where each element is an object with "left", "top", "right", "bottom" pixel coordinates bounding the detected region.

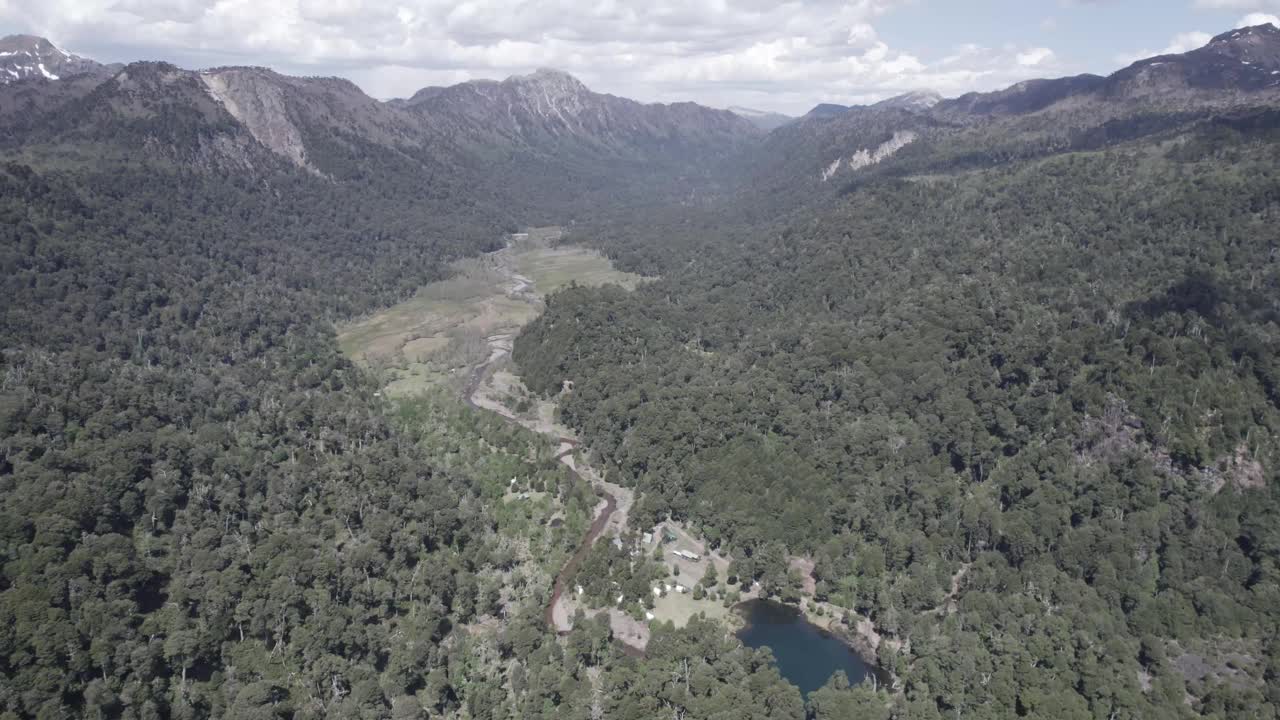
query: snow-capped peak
[{"left": 0, "top": 34, "right": 101, "bottom": 84}]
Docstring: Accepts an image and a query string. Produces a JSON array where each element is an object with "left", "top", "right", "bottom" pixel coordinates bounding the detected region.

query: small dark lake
[{"left": 735, "top": 599, "right": 885, "bottom": 696}]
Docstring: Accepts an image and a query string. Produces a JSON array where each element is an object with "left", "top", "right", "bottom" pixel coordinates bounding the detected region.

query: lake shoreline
[
  {"left": 795, "top": 599, "right": 882, "bottom": 667},
  {"left": 732, "top": 599, "right": 893, "bottom": 693}
]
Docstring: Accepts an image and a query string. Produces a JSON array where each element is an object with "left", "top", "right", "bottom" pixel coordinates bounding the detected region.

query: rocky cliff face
[
  {"left": 820, "top": 130, "right": 918, "bottom": 181},
  {"left": 201, "top": 69, "right": 310, "bottom": 168},
  {"left": 199, "top": 67, "right": 438, "bottom": 170}
]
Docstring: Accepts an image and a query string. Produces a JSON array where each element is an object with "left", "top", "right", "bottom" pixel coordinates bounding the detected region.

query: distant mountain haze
[{"left": 727, "top": 106, "right": 795, "bottom": 131}]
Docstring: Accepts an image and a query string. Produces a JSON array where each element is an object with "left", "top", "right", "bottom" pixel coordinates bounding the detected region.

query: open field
[
  {"left": 513, "top": 246, "right": 644, "bottom": 295},
  {"left": 651, "top": 585, "right": 735, "bottom": 626},
  {"left": 337, "top": 233, "right": 641, "bottom": 397}
]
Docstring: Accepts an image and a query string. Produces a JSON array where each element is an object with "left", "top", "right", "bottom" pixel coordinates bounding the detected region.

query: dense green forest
[
  {"left": 0, "top": 113, "right": 864, "bottom": 720},
  {"left": 5, "top": 30, "right": 1280, "bottom": 719},
  {"left": 514, "top": 123, "right": 1280, "bottom": 718},
  {"left": 0, "top": 140, "right": 534, "bottom": 718}
]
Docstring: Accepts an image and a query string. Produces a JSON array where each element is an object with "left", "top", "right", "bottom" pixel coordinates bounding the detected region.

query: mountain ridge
[
  {"left": 0, "top": 34, "right": 108, "bottom": 84},
  {"left": 4, "top": 24, "right": 1280, "bottom": 212}
]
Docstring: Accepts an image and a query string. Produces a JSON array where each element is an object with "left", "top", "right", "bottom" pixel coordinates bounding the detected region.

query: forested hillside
[
  {"left": 0, "top": 158, "right": 848, "bottom": 719},
  {"left": 515, "top": 120, "right": 1280, "bottom": 717},
  {"left": 3, "top": 22, "right": 1280, "bottom": 720},
  {"left": 0, "top": 121, "right": 517, "bottom": 715},
  {"left": 0, "top": 50, "right": 825, "bottom": 720}
]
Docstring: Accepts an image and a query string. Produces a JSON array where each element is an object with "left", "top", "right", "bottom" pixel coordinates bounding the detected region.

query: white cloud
[
  {"left": 1163, "top": 31, "right": 1214, "bottom": 53},
  {"left": 0, "top": 0, "right": 1069, "bottom": 114},
  {"left": 1016, "top": 47, "right": 1054, "bottom": 66},
  {"left": 1116, "top": 31, "right": 1211, "bottom": 66},
  {"left": 1238, "top": 11, "right": 1280, "bottom": 25}
]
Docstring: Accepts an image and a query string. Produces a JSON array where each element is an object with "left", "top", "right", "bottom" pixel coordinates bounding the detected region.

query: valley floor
[
  {"left": 339, "top": 231, "right": 660, "bottom": 644},
  {"left": 338, "top": 229, "right": 901, "bottom": 665}
]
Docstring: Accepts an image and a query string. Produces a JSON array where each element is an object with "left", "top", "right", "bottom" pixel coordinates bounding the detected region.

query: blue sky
[
  {"left": 1, "top": 0, "right": 1278, "bottom": 113},
  {"left": 878, "top": 1, "right": 1277, "bottom": 72}
]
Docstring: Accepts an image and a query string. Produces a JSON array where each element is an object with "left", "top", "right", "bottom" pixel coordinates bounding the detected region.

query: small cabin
[{"left": 672, "top": 550, "right": 701, "bottom": 562}]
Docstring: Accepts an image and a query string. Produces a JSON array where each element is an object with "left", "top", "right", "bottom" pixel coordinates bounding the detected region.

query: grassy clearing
[
  {"left": 383, "top": 362, "right": 454, "bottom": 397},
  {"left": 651, "top": 586, "right": 735, "bottom": 627},
  {"left": 337, "top": 241, "right": 643, "bottom": 397},
  {"left": 513, "top": 246, "right": 644, "bottom": 295},
  {"left": 336, "top": 256, "right": 501, "bottom": 361},
  {"left": 638, "top": 524, "right": 744, "bottom": 628}
]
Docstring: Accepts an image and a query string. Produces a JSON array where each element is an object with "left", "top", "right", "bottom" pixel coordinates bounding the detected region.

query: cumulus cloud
[
  {"left": 1016, "top": 47, "right": 1055, "bottom": 66},
  {"left": 1116, "top": 30, "right": 1212, "bottom": 66},
  {"left": 0, "top": 0, "right": 1069, "bottom": 113},
  {"left": 1238, "top": 11, "right": 1280, "bottom": 25}
]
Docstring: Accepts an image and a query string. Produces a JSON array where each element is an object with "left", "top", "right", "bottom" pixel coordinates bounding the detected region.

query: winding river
[
  {"left": 456, "top": 240, "right": 894, "bottom": 681},
  {"left": 458, "top": 257, "right": 623, "bottom": 639}
]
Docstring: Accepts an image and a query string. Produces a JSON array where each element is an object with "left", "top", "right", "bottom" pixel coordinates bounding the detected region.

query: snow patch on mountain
[{"left": 0, "top": 35, "right": 101, "bottom": 84}]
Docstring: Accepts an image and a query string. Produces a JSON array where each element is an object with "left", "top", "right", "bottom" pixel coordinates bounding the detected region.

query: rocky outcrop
[
  {"left": 201, "top": 69, "right": 309, "bottom": 168},
  {"left": 821, "top": 130, "right": 917, "bottom": 180}
]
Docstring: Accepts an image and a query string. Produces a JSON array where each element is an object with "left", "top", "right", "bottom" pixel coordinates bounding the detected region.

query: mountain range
[{"left": 2, "top": 24, "right": 1279, "bottom": 213}]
